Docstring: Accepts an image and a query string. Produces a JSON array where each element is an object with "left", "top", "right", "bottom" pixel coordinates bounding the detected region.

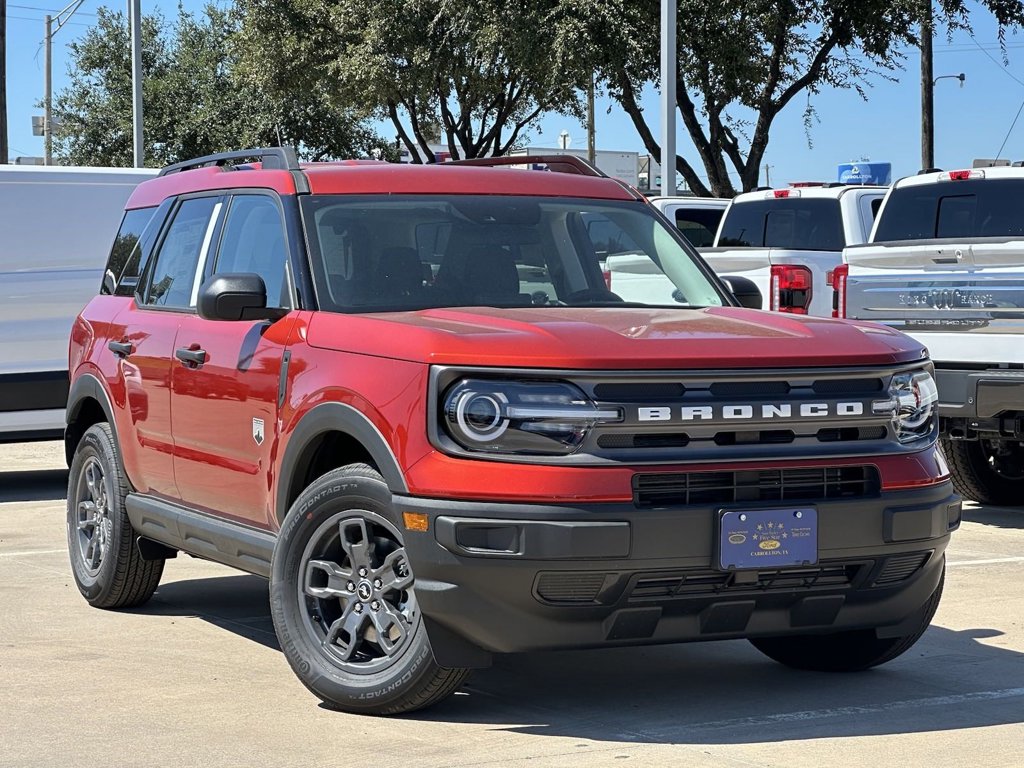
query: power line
[
  {"left": 995, "top": 98, "right": 1024, "bottom": 161},
  {"left": 967, "top": 34, "right": 1024, "bottom": 88},
  {"left": 9, "top": 3, "right": 95, "bottom": 15}
]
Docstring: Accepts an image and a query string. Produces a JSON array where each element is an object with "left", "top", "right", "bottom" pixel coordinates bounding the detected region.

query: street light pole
[
  {"left": 660, "top": 0, "right": 676, "bottom": 197},
  {"left": 920, "top": 4, "right": 934, "bottom": 171},
  {"left": 42, "top": 0, "right": 86, "bottom": 166},
  {"left": 129, "top": 0, "right": 143, "bottom": 167}
]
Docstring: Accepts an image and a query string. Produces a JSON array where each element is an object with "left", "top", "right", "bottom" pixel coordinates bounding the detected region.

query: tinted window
[
  {"left": 142, "top": 197, "right": 220, "bottom": 308},
  {"left": 102, "top": 207, "right": 155, "bottom": 296},
  {"left": 301, "top": 195, "right": 725, "bottom": 312},
  {"left": 214, "top": 195, "right": 290, "bottom": 308},
  {"left": 674, "top": 207, "right": 724, "bottom": 247},
  {"left": 874, "top": 179, "right": 1024, "bottom": 241},
  {"left": 717, "top": 199, "right": 845, "bottom": 251}
]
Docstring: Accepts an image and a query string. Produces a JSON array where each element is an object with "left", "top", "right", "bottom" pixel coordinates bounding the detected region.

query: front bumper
[{"left": 395, "top": 482, "right": 960, "bottom": 666}]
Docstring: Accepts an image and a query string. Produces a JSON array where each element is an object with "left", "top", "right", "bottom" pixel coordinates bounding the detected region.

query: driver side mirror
[
  {"left": 721, "top": 276, "right": 763, "bottom": 310},
  {"left": 197, "top": 273, "right": 288, "bottom": 322}
]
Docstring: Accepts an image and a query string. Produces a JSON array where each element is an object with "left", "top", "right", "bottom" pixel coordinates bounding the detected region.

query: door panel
[{"left": 170, "top": 315, "right": 295, "bottom": 527}]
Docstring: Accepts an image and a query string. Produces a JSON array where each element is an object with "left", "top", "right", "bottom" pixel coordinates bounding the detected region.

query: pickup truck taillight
[
  {"left": 828, "top": 264, "right": 848, "bottom": 318},
  {"left": 769, "top": 265, "right": 812, "bottom": 314}
]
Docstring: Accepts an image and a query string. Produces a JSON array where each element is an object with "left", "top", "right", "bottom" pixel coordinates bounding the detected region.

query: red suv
[{"left": 65, "top": 148, "right": 959, "bottom": 715}]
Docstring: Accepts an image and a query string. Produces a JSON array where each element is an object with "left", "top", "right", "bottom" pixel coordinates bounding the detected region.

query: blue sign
[
  {"left": 719, "top": 507, "right": 818, "bottom": 570},
  {"left": 838, "top": 162, "right": 891, "bottom": 185}
]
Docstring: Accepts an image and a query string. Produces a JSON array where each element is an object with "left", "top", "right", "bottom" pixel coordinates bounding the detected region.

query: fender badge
[{"left": 252, "top": 418, "right": 265, "bottom": 446}]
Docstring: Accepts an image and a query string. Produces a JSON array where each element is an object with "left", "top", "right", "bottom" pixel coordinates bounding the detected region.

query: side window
[
  {"left": 673, "top": 208, "right": 723, "bottom": 248},
  {"left": 214, "top": 195, "right": 291, "bottom": 308},
  {"left": 141, "top": 197, "right": 221, "bottom": 308},
  {"left": 101, "top": 208, "right": 156, "bottom": 296}
]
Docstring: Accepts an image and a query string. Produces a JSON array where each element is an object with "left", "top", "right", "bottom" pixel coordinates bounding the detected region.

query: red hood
[{"left": 305, "top": 306, "right": 927, "bottom": 370}]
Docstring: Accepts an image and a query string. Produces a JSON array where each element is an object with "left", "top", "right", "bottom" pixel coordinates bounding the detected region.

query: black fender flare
[
  {"left": 65, "top": 373, "right": 118, "bottom": 465},
  {"left": 276, "top": 402, "right": 409, "bottom": 523}
]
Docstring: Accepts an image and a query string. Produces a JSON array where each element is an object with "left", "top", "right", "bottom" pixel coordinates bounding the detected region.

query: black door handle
[
  {"left": 175, "top": 347, "right": 207, "bottom": 367},
  {"left": 108, "top": 340, "right": 133, "bottom": 357}
]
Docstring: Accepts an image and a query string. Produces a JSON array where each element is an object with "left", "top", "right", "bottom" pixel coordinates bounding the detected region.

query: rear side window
[
  {"left": 674, "top": 207, "right": 724, "bottom": 248},
  {"left": 874, "top": 178, "right": 1024, "bottom": 241},
  {"left": 717, "top": 199, "right": 845, "bottom": 251},
  {"left": 101, "top": 208, "right": 156, "bottom": 296}
]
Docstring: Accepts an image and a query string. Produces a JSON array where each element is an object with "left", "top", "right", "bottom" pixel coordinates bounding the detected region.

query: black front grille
[
  {"left": 630, "top": 563, "right": 861, "bottom": 601},
  {"left": 633, "top": 466, "right": 879, "bottom": 507},
  {"left": 592, "top": 382, "right": 686, "bottom": 401},
  {"left": 812, "top": 378, "right": 884, "bottom": 394},
  {"left": 598, "top": 432, "right": 690, "bottom": 449}
]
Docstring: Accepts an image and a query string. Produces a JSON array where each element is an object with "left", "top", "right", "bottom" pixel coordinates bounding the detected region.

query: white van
[{"left": 0, "top": 166, "right": 156, "bottom": 442}]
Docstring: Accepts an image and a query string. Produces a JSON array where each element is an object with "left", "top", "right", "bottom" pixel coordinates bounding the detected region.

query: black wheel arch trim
[
  {"left": 65, "top": 373, "right": 119, "bottom": 466},
  {"left": 276, "top": 402, "right": 409, "bottom": 522}
]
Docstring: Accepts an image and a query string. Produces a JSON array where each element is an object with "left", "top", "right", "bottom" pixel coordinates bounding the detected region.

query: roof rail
[
  {"left": 447, "top": 154, "right": 606, "bottom": 178},
  {"left": 158, "top": 146, "right": 301, "bottom": 177},
  {"left": 917, "top": 167, "right": 943, "bottom": 175}
]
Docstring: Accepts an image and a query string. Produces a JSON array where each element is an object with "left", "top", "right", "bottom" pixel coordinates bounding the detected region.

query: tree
[
  {"left": 557, "top": 0, "right": 1024, "bottom": 197},
  {"left": 235, "top": 0, "right": 584, "bottom": 161},
  {"left": 52, "top": 5, "right": 385, "bottom": 167}
]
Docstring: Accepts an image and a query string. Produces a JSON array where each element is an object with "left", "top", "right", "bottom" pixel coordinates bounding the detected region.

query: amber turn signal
[{"left": 403, "top": 512, "right": 429, "bottom": 532}]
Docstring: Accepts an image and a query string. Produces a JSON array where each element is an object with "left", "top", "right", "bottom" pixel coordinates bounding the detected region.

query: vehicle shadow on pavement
[
  {"left": 0, "top": 468, "right": 68, "bottom": 503},
  {"left": 136, "top": 574, "right": 279, "bottom": 651},
  {"left": 964, "top": 503, "right": 1024, "bottom": 530},
  {"left": 408, "top": 626, "right": 1024, "bottom": 743}
]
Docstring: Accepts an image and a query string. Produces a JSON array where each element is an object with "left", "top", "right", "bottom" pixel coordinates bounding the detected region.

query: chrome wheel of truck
[
  {"left": 944, "top": 438, "right": 1024, "bottom": 506},
  {"left": 271, "top": 464, "right": 469, "bottom": 715}
]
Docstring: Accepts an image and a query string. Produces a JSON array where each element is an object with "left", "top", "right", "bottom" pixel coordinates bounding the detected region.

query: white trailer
[
  {"left": 0, "top": 165, "right": 156, "bottom": 442},
  {"left": 513, "top": 147, "right": 640, "bottom": 187}
]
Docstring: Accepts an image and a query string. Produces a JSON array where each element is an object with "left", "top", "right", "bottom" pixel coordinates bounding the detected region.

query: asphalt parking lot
[{"left": 1, "top": 441, "right": 1022, "bottom": 768}]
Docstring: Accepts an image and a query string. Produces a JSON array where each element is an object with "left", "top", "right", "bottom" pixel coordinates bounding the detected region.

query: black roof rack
[
  {"left": 158, "top": 146, "right": 301, "bottom": 177},
  {"left": 447, "top": 154, "right": 606, "bottom": 178}
]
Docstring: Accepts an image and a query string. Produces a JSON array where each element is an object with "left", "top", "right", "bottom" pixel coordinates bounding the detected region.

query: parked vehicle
[
  {"left": 702, "top": 184, "right": 885, "bottom": 315},
  {"left": 838, "top": 167, "right": 1024, "bottom": 505},
  {"left": 647, "top": 196, "right": 729, "bottom": 248},
  {"left": 0, "top": 165, "right": 156, "bottom": 442},
  {"left": 65, "top": 148, "right": 957, "bottom": 715}
]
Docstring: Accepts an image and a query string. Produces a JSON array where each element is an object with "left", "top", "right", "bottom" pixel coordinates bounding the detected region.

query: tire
[
  {"left": 270, "top": 463, "right": 469, "bottom": 715},
  {"left": 749, "top": 561, "right": 945, "bottom": 672},
  {"left": 66, "top": 422, "right": 164, "bottom": 608},
  {"left": 943, "top": 438, "right": 1024, "bottom": 506}
]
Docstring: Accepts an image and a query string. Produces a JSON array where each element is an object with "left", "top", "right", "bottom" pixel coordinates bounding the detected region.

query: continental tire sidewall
[{"left": 270, "top": 469, "right": 437, "bottom": 713}]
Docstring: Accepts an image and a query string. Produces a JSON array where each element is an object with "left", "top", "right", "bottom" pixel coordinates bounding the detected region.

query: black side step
[{"left": 125, "top": 494, "right": 275, "bottom": 578}]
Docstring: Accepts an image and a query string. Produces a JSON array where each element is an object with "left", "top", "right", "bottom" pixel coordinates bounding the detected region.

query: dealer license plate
[{"left": 719, "top": 507, "right": 818, "bottom": 570}]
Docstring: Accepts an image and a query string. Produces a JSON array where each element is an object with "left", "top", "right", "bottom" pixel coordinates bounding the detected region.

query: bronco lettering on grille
[{"left": 637, "top": 402, "right": 865, "bottom": 421}]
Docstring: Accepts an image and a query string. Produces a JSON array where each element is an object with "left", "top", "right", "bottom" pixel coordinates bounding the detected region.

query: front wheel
[
  {"left": 750, "top": 562, "right": 944, "bottom": 672},
  {"left": 270, "top": 464, "right": 469, "bottom": 715},
  {"left": 943, "top": 438, "right": 1024, "bottom": 506}
]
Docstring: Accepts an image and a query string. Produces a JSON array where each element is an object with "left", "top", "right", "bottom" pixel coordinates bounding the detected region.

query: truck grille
[
  {"left": 629, "top": 563, "right": 861, "bottom": 600},
  {"left": 632, "top": 466, "right": 879, "bottom": 507}
]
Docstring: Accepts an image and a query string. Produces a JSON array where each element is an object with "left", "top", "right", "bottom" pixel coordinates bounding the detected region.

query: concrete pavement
[{"left": 1, "top": 441, "right": 1022, "bottom": 768}]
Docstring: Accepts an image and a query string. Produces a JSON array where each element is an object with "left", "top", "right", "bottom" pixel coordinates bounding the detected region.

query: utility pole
[
  {"left": 129, "top": 0, "right": 143, "bottom": 167},
  {"left": 920, "top": 1, "right": 934, "bottom": 171},
  {"left": 44, "top": 14, "right": 52, "bottom": 164},
  {"left": 660, "top": 0, "right": 676, "bottom": 197},
  {"left": 764, "top": 163, "right": 772, "bottom": 187},
  {"left": 1, "top": 0, "right": 8, "bottom": 164},
  {"left": 586, "top": 74, "right": 595, "bottom": 166}
]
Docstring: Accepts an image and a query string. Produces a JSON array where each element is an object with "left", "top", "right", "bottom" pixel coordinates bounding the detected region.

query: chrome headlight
[
  {"left": 442, "top": 379, "right": 620, "bottom": 455},
  {"left": 872, "top": 370, "right": 938, "bottom": 444}
]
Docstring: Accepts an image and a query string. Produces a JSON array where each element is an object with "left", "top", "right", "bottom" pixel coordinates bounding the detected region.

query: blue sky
[{"left": 5, "top": 0, "right": 1024, "bottom": 188}]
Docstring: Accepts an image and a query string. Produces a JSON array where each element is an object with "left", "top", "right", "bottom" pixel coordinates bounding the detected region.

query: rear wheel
[
  {"left": 944, "top": 438, "right": 1024, "bottom": 506},
  {"left": 66, "top": 423, "right": 164, "bottom": 608},
  {"left": 750, "top": 562, "right": 944, "bottom": 672},
  {"left": 270, "top": 464, "right": 469, "bottom": 715}
]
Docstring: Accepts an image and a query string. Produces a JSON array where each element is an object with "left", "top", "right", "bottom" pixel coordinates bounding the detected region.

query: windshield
[
  {"left": 300, "top": 195, "right": 726, "bottom": 313},
  {"left": 717, "top": 198, "right": 845, "bottom": 251}
]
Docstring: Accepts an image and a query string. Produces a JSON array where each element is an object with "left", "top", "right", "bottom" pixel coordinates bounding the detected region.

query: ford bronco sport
[{"left": 66, "top": 148, "right": 959, "bottom": 715}]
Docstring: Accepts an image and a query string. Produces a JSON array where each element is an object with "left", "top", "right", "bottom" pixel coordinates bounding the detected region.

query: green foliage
[
  {"left": 235, "top": 0, "right": 585, "bottom": 160},
  {"left": 52, "top": 5, "right": 386, "bottom": 167},
  {"left": 555, "top": 0, "right": 1024, "bottom": 196}
]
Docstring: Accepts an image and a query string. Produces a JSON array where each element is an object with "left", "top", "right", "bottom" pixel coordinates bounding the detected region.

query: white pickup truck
[
  {"left": 702, "top": 185, "right": 885, "bottom": 315},
  {"left": 838, "top": 167, "right": 1024, "bottom": 505}
]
